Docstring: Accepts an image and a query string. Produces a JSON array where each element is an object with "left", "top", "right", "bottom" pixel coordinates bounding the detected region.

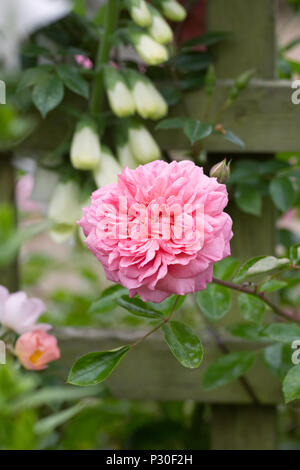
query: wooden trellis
[{"left": 1, "top": 0, "right": 298, "bottom": 450}]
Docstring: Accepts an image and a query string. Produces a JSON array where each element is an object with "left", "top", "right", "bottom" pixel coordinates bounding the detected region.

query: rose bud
[
  {"left": 15, "top": 330, "right": 60, "bottom": 371},
  {"left": 93, "top": 146, "right": 122, "bottom": 187},
  {"left": 48, "top": 180, "right": 83, "bottom": 243},
  {"left": 104, "top": 66, "right": 135, "bottom": 117},
  {"left": 128, "top": 120, "right": 161, "bottom": 163},
  {"left": 70, "top": 120, "right": 101, "bottom": 170},
  {"left": 159, "top": 0, "right": 187, "bottom": 22},
  {"left": 125, "top": 69, "right": 168, "bottom": 120},
  {"left": 209, "top": 159, "right": 231, "bottom": 183},
  {"left": 148, "top": 5, "right": 173, "bottom": 44},
  {"left": 129, "top": 27, "right": 168, "bottom": 65},
  {"left": 0, "top": 286, "right": 50, "bottom": 335},
  {"left": 126, "top": 0, "right": 151, "bottom": 27}
]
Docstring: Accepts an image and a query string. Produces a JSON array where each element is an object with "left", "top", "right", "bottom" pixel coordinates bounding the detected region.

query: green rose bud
[
  {"left": 209, "top": 159, "right": 231, "bottom": 183},
  {"left": 70, "top": 120, "right": 101, "bottom": 170}
]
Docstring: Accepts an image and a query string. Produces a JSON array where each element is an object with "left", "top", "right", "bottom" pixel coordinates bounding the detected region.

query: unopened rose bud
[
  {"left": 209, "top": 159, "right": 231, "bottom": 183},
  {"left": 159, "top": 0, "right": 187, "bottom": 22},
  {"left": 126, "top": 0, "right": 152, "bottom": 27},
  {"left": 48, "top": 180, "right": 82, "bottom": 243},
  {"left": 70, "top": 120, "right": 101, "bottom": 170},
  {"left": 129, "top": 28, "right": 168, "bottom": 65},
  {"left": 93, "top": 146, "right": 122, "bottom": 187},
  {"left": 15, "top": 330, "right": 60, "bottom": 371},
  {"left": 125, "top": 69, "right": 168, "bottom": 120},
  {"left": 148, "top": 6, "right": 173, "bottom": 44},
  {"left": 104, "top": 66, "right": 135, "bottom": 117},
  {"left": 129, "top": 120, "right": 161, "bottom": 163}
]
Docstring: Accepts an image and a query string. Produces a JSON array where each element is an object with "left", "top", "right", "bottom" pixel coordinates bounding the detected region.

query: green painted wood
[
  {"left": 206, "top": 0, "right": 276, "bottom": 79},
  {"left": 55, "top": 327, "right": 283, "bottom": 404},
  {"left": 211, "top": 405, "right": 277, "bottom": 449},
  {"left": 0, "top": 153, "right": 19, "bottom": 291}
]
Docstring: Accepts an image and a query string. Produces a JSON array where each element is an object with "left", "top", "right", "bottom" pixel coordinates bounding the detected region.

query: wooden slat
[
  {"left": 21, "top": 80, "right": 299, "bottom": 154},
  {"left": 206, "top": 0, "right": 276, "bottom": 79},
  {"left": 55, "top": 327, "right": 283, "bottom": 404},
  {"left": 157, "top": 79, "right": 299, "bottom": 152}
]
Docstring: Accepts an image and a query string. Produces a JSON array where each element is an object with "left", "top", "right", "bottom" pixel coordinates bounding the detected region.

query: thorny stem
[
  {"left": 90, "top": 0, "right": 119, "bottom": 115},
  {"left": 130, "top": 296, "right": 181, "bottom": 349},
  {"left": 212, "top": 277, "right": 300, "bottom": 323},
  {"left": 192, "top": 296, "right": 260, "bottom": 404}
]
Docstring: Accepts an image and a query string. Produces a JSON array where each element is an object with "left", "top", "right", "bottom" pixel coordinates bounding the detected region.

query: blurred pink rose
[
  {"left": 75, "top": 54, "right": 93, "bottom": 69},
  {"left": 277, "top": 209, "right": 300, "bottom": 237},
  {"left": 16, "top": 174, "right": 41, "bottom": 213},
  {"left": 15, "top": 330, "right": 60, "bottom": 370},
  {"left": 79, "top": 160, "right": 233, "bottom": 302},
  {"left": 0, "top": 286, "right": 51, "bottom": 334}
]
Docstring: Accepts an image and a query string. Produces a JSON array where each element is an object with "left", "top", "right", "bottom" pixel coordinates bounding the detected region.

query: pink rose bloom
[
  {"left": 15, "top": 330, "right": 60, "bottom": 370},
  {"left": 79, "top": 160, "right": 233, "bottom": 302},
  {"left": 0, "top": 286, "right": 51, "bottom": 334}
]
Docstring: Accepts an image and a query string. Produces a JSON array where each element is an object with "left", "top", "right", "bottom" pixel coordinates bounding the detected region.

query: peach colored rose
[
  {"left": 15, "top": 330, "right": 60, "bottom": 370},
  {"left": 79, "top": 160, "right": 233, "bottom": 302}
]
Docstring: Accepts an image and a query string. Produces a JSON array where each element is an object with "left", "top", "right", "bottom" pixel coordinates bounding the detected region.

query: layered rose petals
[{"left": 79, "top": 160, "right": 233, "bottom": 302}]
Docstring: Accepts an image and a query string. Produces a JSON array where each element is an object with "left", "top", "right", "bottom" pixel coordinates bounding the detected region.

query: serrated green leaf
[
  {"left": 89, "top": 285, "right": 127, "bottom": 313},
  {"left": 32, "top": 74, "right": 64, "bottom": 118},
  {"left": 202, "top": 351, "right": 256, "bottom": 390},
  {"left": 57, "top": 64, "right": 89, "bottom": 98},
  {"left": 163, "top": 321, "right": 203, "bottom": 368},
  {"left": 233, "top": 256, "right": 287, "bottom": 283},
  {"left": 283, "top": 365, "right": 300, "bottom": 403},
  {"left": 183, "top": 119, "right": 213, "bottom": 145},
  {"left": 265, "top": 323, "right": 300, "bottom": 343},
  {"left": 227, "top": 323, "right": 268, "bottom": 342},
  {"left": 156, "top": 117, "right": 186, "bottom": 130},
  {"left": 259, "top": 279, "right": 287, "bottom": 293},
  {"left": 234, "top": 185, "right": 262, "bottom": 216},
  {"left": 213, "top": 257, "right": 240, "bottom": 281},
  {"left": 246, "top": 256, "right": 290, "bottom": 276},
  {"left": 197, "top": 284, "right": 231, "bottom": 322},
  {"left": 238, "top": 293, "right": 266, "bottom": 324},
  {"left": 223, "top": 130, "right": 245, "bottom": 148},
  {"left": 117, "top": 295, "right": 163, "bottom": 319},
  {"left": 262, "top": 343, "right": 292, "bottom": 381},
  {"left": 68, "top": 346, "right": 130, "bottom": 386},
  {"left": 269, "top": 176, "right": 296, "bottom": 212}
]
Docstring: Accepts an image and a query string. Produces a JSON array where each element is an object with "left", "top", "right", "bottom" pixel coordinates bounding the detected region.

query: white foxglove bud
[
  {"left": 93, "top": 146, "right": 122, "bottom": 187},
  {"left": 148, "top": 6, "right": 173, "bottom": 44},
  {"left": 160, "top": 0, "right": 187, "bottom": 22},
  {"left": 129, "top": 28, "right": 168, "bottom": 65},
  {"left": 70, "top": 120, "right": 101, "bottom": 170},
  {"left": 129, "top": 121, "right": 161, "bottom": 163},
  {"left": 126, "top": 0, "right": 151, "bottom": 27},
  {"left": 125, "top": 69, "right": 168, "bottom": 120},
  {"left": 104, "top": 66, "right": 135, "bottom": 118},
  {"left": 117, "top": 143, "right": 138, "bottom": 169},
  {"left": 48, "top": 180, "right": 82, "bottom": 243}
]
